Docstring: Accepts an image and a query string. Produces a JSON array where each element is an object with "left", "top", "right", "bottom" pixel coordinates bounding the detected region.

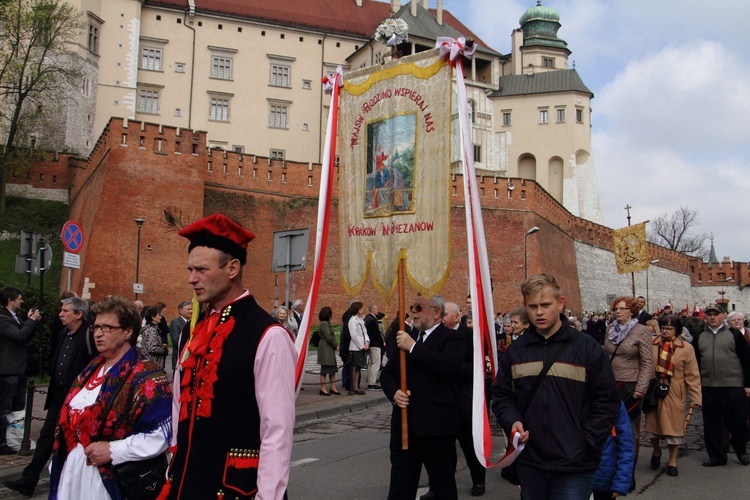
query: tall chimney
[
  {"left": 422, "top": 0, "right": 429, "bottom": 9},
  {"left": 411, "top": 1, "right": 417, "bottom": 16},
  {"left": 391, "top": 0, "right": 401, "bottom": 14},
  {"left": 436, "top": 0, "right": 443, "bottom": 25},
  {"left": 354, "top": 0, "right": 362, "bottom": 6}
]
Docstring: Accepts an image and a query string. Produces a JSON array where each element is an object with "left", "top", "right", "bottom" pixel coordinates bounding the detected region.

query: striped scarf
[{"left": 656, "top": 340, "right": 675, "bottom": 379}]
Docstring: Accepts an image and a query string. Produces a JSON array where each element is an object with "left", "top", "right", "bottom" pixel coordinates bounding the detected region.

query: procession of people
[{"left": 1, "top": 213, "right": 748, "bottom": 500}]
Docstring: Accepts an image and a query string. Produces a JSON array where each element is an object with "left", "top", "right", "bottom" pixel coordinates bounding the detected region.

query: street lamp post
[
  {"left": 134, "top": 218, "right": 145, "bottom": 300},
  {"left": 524, "top": 226, "right": 540, "bottom": 279},
  {"left": 646, "top": 259, "right": 660, "bottom": 312}
]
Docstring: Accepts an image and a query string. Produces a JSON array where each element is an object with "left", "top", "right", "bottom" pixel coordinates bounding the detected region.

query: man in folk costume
[{"left": 161, "top": 214, "right": 297, "bottom": 499}]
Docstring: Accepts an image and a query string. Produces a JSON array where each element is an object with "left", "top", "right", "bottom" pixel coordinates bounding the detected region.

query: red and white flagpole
[
  {"left": 437, "top": 37, "right": 499, "bottom": 468},
  {"left": 293, "top": 67, "right": 343, "bottom": 394}
]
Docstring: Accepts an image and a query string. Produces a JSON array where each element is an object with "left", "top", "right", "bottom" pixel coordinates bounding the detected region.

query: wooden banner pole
[{"left": 398, "top": 258, "right": 409, "bottom": 449}]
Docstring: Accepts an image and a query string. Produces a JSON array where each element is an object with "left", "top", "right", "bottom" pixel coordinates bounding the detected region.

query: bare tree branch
[{"left": 647, "top": 206, "right": 709, "bottom": 258}]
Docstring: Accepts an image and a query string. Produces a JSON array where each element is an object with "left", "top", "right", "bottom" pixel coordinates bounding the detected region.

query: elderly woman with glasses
[
  {"left": 644, "top": 314, "right": 701, "bottom": 476},
  {"left": 604, "top": 296, "right": 654, "bottom": 489},
  {"left": 49, "top": 296, "right": 172, "bottom": 500}
]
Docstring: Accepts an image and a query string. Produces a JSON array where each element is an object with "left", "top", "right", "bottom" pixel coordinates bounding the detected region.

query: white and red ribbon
[
  {"left": 436, "top": 36, "right": 476, "bottom": 67},
  {"left": 494, "top": 429, "right": 526, "bottom": 469},
  {"left": 437, "top": 37, "right": 498, "bottom": 468},
  {"left": 322, "top": 66, "right": 344, "bottom": 95},
  {"left": 294, "top": 69, "right": 342, "bottom": 394}
]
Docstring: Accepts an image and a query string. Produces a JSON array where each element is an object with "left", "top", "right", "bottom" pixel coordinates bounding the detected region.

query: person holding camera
[{"left": 0, "top": 287, "right": 41, "bottom": 455}]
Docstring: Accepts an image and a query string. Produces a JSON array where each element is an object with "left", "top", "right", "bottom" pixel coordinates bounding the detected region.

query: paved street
[{"left": 2, "top": 354, "right": 750, "bottom": 498}]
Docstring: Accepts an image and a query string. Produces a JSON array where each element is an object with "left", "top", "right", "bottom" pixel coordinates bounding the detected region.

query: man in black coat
[
  {"left": 380, "top": 294, "right": 464, "bottom": 500},
  {"left": 364, "top": 304, "right": 384, "bottom": 390},
  {"left": 635, "top": 296, "right": 652, "bottom": 325},
  {"left": 4, "top": 296, "right": 96, "bottom": 496},
  {"left": 0, "top": 287, "right": 41, "bottom": 455}
]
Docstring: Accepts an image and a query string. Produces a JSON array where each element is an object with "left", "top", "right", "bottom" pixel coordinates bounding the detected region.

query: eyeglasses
[
  {"left": 93, "top": 324, "right": 122, "bottom": 333},
  {"left": 411, "top": 304, "right": 436, "bottom": 313}
]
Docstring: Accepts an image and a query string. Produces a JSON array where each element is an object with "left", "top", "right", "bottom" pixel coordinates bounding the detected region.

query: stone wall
[{"left": 8, "top": 117, "right": 748, "bottom": 320}]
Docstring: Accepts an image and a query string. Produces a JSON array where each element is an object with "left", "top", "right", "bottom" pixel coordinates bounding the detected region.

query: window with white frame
[
  {"left": 138, "top": 89, "right": 160, "bottom": 114},
  {"left": 539, "top": 109, "right": 549, "bottom": 124},
  {"left": 176, "top": 63, "right": 185, "bottom": 73},
  {"left": 212, "top": 56, "right": 232, "bottom": 80},
  {"left": 81, "top": 77, "right": 91, "bottom": 97},
  {"left": 502, "top": 112, "right": 511, "bottom": 126},
  {"left": 210, "top": 97, "right": 230, "bottom": 121},
  {"left": 269, "top": 104, "right": 289, "bottom": 128},
  {"left": 556, "top": 108, "right": 565, "bottom": 123},
  {"left": 208, "top": 46, "right": 238, "bottom": 80},
  {"left": 88, "top": 19, "right": 101, "bottom": 55},
  {"left": 270, "top": 64, "right": 290, "bottom": 87},
  {"left": 141, "top": 47, "right": 163, "bottom": 71}
]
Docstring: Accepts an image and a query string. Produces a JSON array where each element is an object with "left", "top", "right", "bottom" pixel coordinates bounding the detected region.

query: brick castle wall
[{"left": 9, "top": 117, "right": 748, "bottom": 318}]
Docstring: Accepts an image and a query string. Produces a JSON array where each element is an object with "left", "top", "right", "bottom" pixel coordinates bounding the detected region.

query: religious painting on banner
[
  {"left": 612, "top": 222, "right": 650, "bottom": 274},
  {"left": 339, "top": 49, "right": 452, "bottom": 299}
]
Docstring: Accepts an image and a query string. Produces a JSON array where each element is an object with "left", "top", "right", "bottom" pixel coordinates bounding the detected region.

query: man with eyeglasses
[
  {"left": 380, "top": 294, "right": 465, "bottom": 500},
  {"left": 692, "top": 303, "right": 750, "bottom": 467},
  {"left": 4, "top": 297, "right": 96, "bottom": 496},
  {"left": 0, "top": 287, "right": 41, "bottom": 455},
  {"left": 162, "top": 214, "right": 297, "bottom": 499}
]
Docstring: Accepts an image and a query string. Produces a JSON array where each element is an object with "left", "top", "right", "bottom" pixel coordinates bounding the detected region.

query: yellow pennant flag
[{"left": 612, "top": 222, "right": 650, "bottom": 274}]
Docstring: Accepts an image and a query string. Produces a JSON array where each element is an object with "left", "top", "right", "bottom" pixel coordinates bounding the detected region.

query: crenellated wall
[{"left": 8, "top": 117, "right": 749, "bottom": 318}]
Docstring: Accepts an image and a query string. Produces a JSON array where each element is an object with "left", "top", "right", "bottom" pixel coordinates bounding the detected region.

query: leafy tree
[
  {"left": 647, "top": 206, "right": 709, "bottom": 259},
  {"left": 0, "top": 0, "right": 83, "bottom": 213}
]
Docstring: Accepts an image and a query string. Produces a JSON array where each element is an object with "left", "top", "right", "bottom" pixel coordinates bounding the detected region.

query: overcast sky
[{"left": 433, "top": 0, "right": 750, "bottom": 262}]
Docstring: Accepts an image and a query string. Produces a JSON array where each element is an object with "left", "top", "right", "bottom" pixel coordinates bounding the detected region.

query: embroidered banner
[
  {"left": 612, "top": 222, "right": 650, "bottom": 274},
  {"left": 338, "top": 49, "right": 452, "bottom": 299}
]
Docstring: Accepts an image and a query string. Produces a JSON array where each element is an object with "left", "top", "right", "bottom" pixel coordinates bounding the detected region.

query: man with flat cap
[
  {"left": 162, "top": 214, "right": 297, "bottom": 499},
  {"left": 693, "top": 303, "right": 750, "bottom": 467}
]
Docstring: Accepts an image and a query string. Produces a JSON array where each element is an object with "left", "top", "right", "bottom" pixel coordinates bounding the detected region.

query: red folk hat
[{"left": 178, "top": 214, "right": 255, "bottom": 265}]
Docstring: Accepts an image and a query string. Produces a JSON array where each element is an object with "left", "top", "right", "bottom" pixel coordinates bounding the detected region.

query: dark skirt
[
  {"left": 320, "top": 364, "right": 337, "bottom": 375},
  {"left": 350, "top": 350, "right": 367, "bottom": 368}
]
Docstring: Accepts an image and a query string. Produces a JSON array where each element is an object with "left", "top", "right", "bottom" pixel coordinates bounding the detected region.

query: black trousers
[
  {"left": 456, "top": 421, "right": 486, "bottom": 486},
  {"left": 21, "top": 391, "right": 66, "bottom": 486},
  {"left": 388, "top": 430, "right": 457, "bottom": 500},
  {"left": 702, "top": 386, "right": 748, "bottom": 462}
]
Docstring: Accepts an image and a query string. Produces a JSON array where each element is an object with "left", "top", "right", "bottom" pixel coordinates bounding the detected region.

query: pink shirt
[{"left": 171, "top": 292, "right": 297, "bottom": 499}]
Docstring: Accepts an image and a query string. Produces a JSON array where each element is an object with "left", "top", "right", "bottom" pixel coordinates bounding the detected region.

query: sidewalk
[{"left": 0, "top": 352, "right": 388, "bottom": 480}]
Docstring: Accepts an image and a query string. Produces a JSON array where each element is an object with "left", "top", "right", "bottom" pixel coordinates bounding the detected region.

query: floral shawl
[{"left": 49, "top": 345, "right": 172, "bottom": 500}]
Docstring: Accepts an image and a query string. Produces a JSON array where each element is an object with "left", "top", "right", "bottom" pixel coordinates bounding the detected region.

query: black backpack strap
[{"left": 521, "top": 330, "right": 582, "bottom": 415}]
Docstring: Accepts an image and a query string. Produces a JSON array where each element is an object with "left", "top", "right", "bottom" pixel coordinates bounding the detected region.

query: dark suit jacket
[
  {"left": 364, "top": 313, "right": 384, "bottom": 348},
  {"left": 380, "top": 323, "right": 464, "bottom": 437},
  {"left": 636, "top": 310, "right": 652, "bottom": 325},
  {"left": 0, "top": 307, "right": 38, "bottom": 375},
  {"left": 46, "top": 321, "right": 96, "bottom": 409}
]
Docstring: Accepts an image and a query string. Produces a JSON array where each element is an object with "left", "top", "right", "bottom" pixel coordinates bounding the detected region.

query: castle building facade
[{"left": 33, "top": 0, "right": 601, "bottom": 220}]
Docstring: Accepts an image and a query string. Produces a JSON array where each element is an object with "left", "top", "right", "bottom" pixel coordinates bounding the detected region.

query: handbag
[
  {"left": 97, "top": 365, "right": 168, "bottom": 500},
  {"left": 310, "top": 329, "right": 321, "bottom": 347},
  {"left": 643, "top": 377, "right": 670, "bottom": 410},
  {"left": 643, "top": 379, "right": 659, "bottom": 410},
  {"left": 500, "top": 331, "right": 583, "bottom": 485}
]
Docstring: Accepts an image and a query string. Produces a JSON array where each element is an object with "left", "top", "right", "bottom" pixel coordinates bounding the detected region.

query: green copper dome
[
  {"left": 519, "top": 1, "right": 560, "bottom": 26},
  {"left": 518, "top": 1, "right": 567, "bottom": 51}
]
